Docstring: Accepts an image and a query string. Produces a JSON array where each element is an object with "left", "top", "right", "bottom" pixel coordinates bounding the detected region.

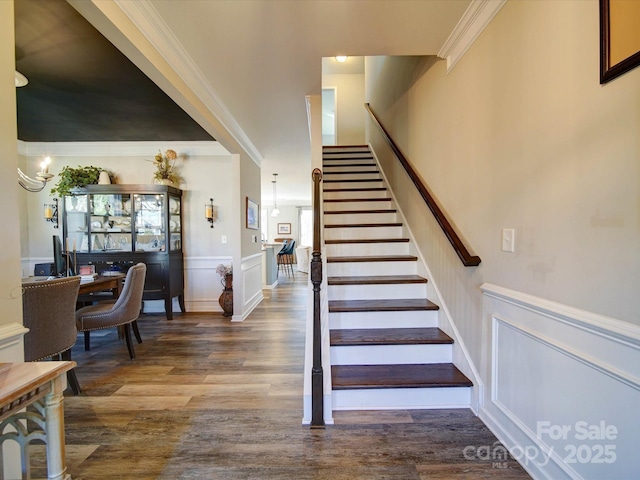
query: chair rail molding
[{"left": 0, "top": 323, "right": 29, "bottom": 360}]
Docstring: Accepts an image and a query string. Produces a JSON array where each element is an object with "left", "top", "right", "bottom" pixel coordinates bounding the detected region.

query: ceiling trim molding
[
  {"left": 113, "top": 0, "right": 263, "bottom": 168},
  {"left": 17, "top": 140, "right": 229, "bottom": 157},
  {"left": 437, "top": 0, "right": 506, "bottom": 73}
]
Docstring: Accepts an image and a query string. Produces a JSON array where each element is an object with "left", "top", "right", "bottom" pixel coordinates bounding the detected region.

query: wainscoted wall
[
  {"left": 236, "top": 252, "right": 264, "bottom": 322},
  {"left": 480, "top": 284, "right": 640, "bottom": 480},
  {"left": 24, "top": 255, "right": 234, "bottom": 315},
  {"left": 0, "top": 323, "right": 28, "bottom": 362}
]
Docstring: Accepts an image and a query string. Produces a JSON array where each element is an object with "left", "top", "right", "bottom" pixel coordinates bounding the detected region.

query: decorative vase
[
  {"left": 219, "top": 273, "right": 233, "bottom": 317},
  {"left": 156, "top": 178, "right": 174, "bottom": 186},
  {"left": 98, "top": 170, "right": 111, "bottom": 184}
]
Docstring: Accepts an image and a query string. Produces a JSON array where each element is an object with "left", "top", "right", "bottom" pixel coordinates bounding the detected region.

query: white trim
[
  {"left": 17, "top": 140, "right": 229, "bottom": 157},
  {"left": 437, "top": 0, "right": 506, "bottom": 73},
  {"left": 0, "top": 323, "right": 29, "bottom": 353},
  {"left": 480, "top": 283, "right": 640, "bottom": 346},
  {"left": 113, "top": 0, "right": 263, "bottom": 167}
]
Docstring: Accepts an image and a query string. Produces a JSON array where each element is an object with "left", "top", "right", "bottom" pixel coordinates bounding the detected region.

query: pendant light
[{"left": 271, "top": 173, "right": 280, "bottom": 217}]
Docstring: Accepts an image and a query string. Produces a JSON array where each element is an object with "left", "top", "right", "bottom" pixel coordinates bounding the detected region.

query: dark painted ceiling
[{"left": 14, "top": 0, "right": 214, "bottom": 142}]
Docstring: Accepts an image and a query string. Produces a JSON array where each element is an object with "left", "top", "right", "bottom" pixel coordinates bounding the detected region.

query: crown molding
[
  {"left": 113, "top": 0, "right": 263, "bottom": 167},
  {"left": 17, "top": 140, "right": 229, "bottom": 157},
  {"left": 438, "top": 0, "right": 506, "bottom": 73}
]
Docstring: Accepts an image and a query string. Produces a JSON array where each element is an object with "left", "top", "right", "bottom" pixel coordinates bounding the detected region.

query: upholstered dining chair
[
  {"left": 22, "top": 275, "right": 82, "bottom": 394},
  {"left": 75, "top": 263, "right": 146, "bottom": 359}
]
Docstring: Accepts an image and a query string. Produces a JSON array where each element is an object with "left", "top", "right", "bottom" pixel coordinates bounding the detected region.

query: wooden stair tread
[
  {"left": 323, "top": 163, "right": 376, "bottom": 168},
  {"left": 325, "top": 209, "right": 397, "bottom": 215},
  {"left": 325, "top": 223, "right": 402, "bottom": 228},
  {"left": 323, "top": 179, "right": 383, "bottom": 183},
  {"left": 327, "top": 255, "right": 416, "bottom": 263},
  {"left": 323, "top": 187, "right": 387, "bottom": 192},
  {"left": 324, "top": 198, "right": 392, "bottom": 203},
  {"left": 325, "top": 238, "right": 409, "bottom": 244},
  {"left": 322, "top": 170, "right": 379, "bottom": 174},
  {"left": 329, "top": 298, "right": 439, "bottom": 312},
  {"left": 331, "top": 328, "right": 452, "bottom": 346},
  {"left": 332, "top": 364, "right": 472, "bottom": 389},
  {"left": 328, "top": 275, "right": 427, "bottom": 285}
]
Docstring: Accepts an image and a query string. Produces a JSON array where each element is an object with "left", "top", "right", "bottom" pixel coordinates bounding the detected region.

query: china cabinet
[{"left": 62, "top": 184, "right": 184, "bottom": 319}]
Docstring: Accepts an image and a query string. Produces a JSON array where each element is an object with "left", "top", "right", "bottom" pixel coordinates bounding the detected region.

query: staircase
[{"left": 323, "top": 145, "right": 472, "bottom": 410}]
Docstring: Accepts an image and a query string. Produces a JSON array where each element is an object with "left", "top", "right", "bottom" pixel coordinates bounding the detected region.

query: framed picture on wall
[
  {"left": 600, "top": 0, "right": 640, "bottom": 83},
  {"left": 246, "top": 197, "right": 259, "bottom": 230},
  {"left": 277, "top": 223, "right": 291, "bottom": 235}
]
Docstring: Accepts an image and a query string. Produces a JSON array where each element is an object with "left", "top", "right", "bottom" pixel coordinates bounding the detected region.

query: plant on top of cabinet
[
  {"left": 150, "top": 149, "right": 183, "bottom": 186},
  {"left": 50, "top": 166, "right": 113, "bottom": 197}
]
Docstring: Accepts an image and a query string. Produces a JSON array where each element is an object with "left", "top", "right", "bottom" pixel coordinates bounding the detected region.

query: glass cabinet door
[
  {"left": 88, "top": 193, "right": 133, "bottom": 252},
  {"left": 134, "top": 194, "right": 166, "bottom": 252},
  {"left": 169, "top": 195, "right": 181, "bottom": 251},
  {"left": 65, "top": 195, "right": 89, "bottom": 252}
]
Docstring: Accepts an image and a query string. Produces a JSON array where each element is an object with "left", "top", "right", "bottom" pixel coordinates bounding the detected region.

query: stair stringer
[{"left": 367, "top": 144, "right": 484, "bottom": 413}]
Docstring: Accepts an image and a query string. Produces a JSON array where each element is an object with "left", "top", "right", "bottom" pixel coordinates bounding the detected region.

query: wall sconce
[
  {"left": 205, "top": 198, "right": 216, "bottom": 228},
  {"left": 271, "top": 173, "right": 280, "bottom": 217},
  {"left": 44, "top": 198, "right": 59, "bottom": 228},
  {"left": 18, "top": 156, "right": 54, "bottom": 192}
]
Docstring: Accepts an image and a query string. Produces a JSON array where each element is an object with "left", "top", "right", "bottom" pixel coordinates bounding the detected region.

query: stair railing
[
  {"left": 310, "top": 168, "right": 325, "bottom": 428},
  {"left": 365, "top": 103, "right": 481, "bottom": 267}
]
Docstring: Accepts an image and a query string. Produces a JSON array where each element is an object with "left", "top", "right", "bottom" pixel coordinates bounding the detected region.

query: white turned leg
[{"left": 44, "top": 375, "right": 70, "bottom": 480}]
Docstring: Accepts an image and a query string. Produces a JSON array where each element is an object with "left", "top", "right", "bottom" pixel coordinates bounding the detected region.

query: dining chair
[
  {"left": 22, "top": 276, "right": 82, "bottom": 394},
  {"left": 76, "top": 263, "right": 147, "bottom": 359}
]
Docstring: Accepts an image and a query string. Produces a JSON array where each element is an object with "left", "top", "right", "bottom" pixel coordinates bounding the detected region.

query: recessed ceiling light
[
  {"left": 335, "top": 56, "right": 348, "bottom": 63},
  {"left": 15, "top": 71, "right": 28, "bottom": 87}
]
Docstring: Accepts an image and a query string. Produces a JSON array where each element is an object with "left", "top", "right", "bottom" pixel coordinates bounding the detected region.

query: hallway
[{"left": 43, "top": 274, "right": 529, "bottom": 479}]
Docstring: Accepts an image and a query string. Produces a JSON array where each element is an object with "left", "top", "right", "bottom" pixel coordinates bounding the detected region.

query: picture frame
[
  {"left": 600, "top": 0, "right": 640, "bottom": 84},
  {"left": 277, "top": 223, "right": 291, "bottom": 235},
  {"left": 246, "top": 197, "right": 259, "bottom": 230}
]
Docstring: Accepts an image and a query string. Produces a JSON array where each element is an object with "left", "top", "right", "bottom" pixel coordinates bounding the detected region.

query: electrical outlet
[
  {"left": 252, "top": 235, "right": 257, "bottom": 243},
  {"left": 221, "top": 235, "right": 227, "bottom": 244},
  {"left": 501, "top": 228, "right": 515, "bottom": 253}
]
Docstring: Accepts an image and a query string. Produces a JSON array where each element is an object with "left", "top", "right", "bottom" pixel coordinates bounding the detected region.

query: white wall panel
[{"left": 481, "top": 284, "right": 640, "bottom": 480}]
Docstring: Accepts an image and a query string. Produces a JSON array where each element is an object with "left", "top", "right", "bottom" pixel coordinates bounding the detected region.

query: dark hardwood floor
[{"left": 33, "top": 273, "right": 529, "bottom": 479}]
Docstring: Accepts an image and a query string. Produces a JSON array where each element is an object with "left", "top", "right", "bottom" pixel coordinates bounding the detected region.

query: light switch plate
[
  {"left": 221, "top": 235, "right": 227, "bottom": 244},
  {"left": 501, "top": 228, "right": 515, "bottom": 253}
]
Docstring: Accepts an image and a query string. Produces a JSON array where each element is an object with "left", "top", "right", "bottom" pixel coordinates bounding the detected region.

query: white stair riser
[
  {"left": 328, "top": 282, "right": 427, "bottom": 300},
  {"left": 324, "top": 212, "right": 397, "bottom": 225},
  {"left": 332, "top": 387, "right": 471, "bottom": 410},
  {"left": 324, "top": 226, "right": 403, "bottom": 240},
  {"left": 323, "top": 172, "right": 380, "bottom": 181},
  {"left": 324, "top": 200, "right": 392, "bottom": 211},
  {"left": 326, "top": 242, "right": 409, "bottom": 257},
  {"left": 323, "top": 165, "right": 377, "bottom": 173},
  {"left": 329, "top": 310, "right": 439, "bottom": 330},
  {"left": 323, "top": 190, "right": 388, "bottom": 200},
  {"left": 324, "top": 181, "right": 384, "bottom": 190},
  {"left": 327, "top": 261, "right": 416, "bottom": 277},
  {"left": 323, "top": 152, "right": 372, "bottom": 158},
  {"left": 331, "top": 344, "right": 452, "bottom": 365}
]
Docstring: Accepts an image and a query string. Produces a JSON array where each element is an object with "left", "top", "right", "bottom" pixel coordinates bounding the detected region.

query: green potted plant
[{"left": 50, "top": 166, "right": 111, "bottom": 197}]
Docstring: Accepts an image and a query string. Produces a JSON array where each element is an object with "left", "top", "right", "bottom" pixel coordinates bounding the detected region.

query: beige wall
[
  {"left": 366, "top": 0, "right": 640, "bottom": 344},
  {"left": 0, "top": 0, "right": 24, "bottom": 340},
  {"left": 323, "top": 73, "right": 366, "bottom": 145}
]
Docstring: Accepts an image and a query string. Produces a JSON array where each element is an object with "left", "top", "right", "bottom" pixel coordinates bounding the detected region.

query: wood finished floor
[{"left": 36, "top": 274, "right": 529, "bottom": 479}]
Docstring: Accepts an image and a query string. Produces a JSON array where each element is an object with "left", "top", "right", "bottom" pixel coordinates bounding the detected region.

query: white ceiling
[{"left": 74, "top": 0, "right": 472, "bottom": 206}]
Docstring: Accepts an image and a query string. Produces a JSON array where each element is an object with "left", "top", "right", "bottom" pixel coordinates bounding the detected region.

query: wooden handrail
[
  {"left": 365, "top": 103, "right": 481, "bottom": 267},
  {"left": 310, "top": 168, "right": 325, "bottom": 428}
]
